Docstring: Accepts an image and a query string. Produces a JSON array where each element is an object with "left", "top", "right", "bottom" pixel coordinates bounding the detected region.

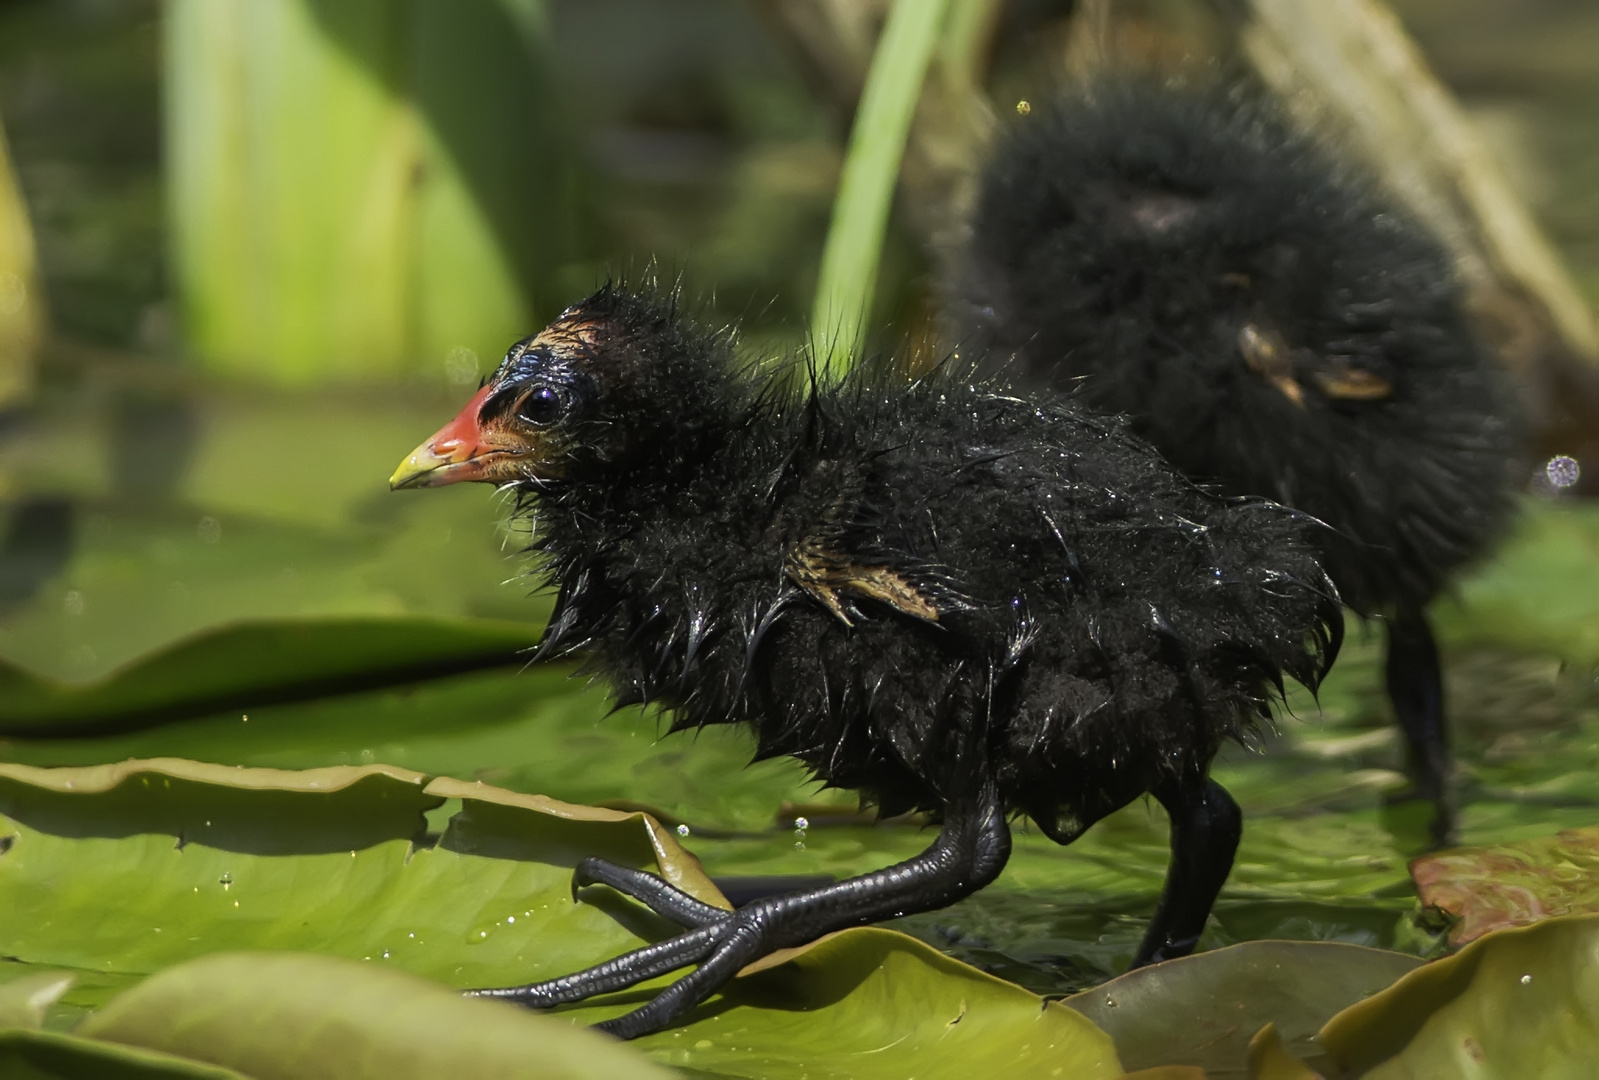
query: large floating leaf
[
  {"left": 1063, "top": 941, "right": 1423, "bottom": 1077},
  {"left": 614, "top": 928, "right": 1122, "bottom": 1079},
  {"left": 1433, "top": 502, "right": 1599, "bottom": 666},
  {"left": 1410, "top": 824, "right": 1599, "bottom": 946},
  {"left": 0, "top": 1029, "right": 248, "bottom": 1079},
  {"left": 79, "top": 952, "right": 673, "bottom": 1080},
  {"left": 1319, "top": 913, "right": 1599, "bottom": 1079},
  {"left": 1245, "top": 1024, "right": 1319, "bottom": 1080},
  {"left": 0, "top": 759, "right": 704, "bottom": 986},
  {"left": 0, "top": 617, "right": 542, "bottom": 734},
  {"left": 0, "top": 969, "right": 75, "bottom": 1031},
  {"left": 0, "top": 759, "right": 1124, "bottom": 1078}
]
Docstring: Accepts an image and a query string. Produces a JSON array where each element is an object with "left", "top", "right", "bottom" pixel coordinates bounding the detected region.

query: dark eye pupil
[{"left": 519, "top": 386, "right": 562, "bottom": 426}]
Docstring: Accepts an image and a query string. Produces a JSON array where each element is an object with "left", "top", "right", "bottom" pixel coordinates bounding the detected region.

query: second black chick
[
  {"left": 956, "top": 81, "right": 1523, "bottom": 844},
  {"left": 391, "top": 285, "right": 1339, "bottom": 1038}
]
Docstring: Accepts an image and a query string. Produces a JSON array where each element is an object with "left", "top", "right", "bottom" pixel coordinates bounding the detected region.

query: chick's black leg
[
  {"left": 1384, "top": 604, "right": 1455, "bottom": 847},
  {"left": 1131, "top": 776, "right": 1240, "bottom": 968},
  {"left": 475, "top": 781, "right": 1011, "bottom": 1039}
]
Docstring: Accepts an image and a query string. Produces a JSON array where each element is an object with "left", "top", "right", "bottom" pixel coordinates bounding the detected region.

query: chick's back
[{"left": 739, "top": 375, "right": 1337, "bottom": 826}]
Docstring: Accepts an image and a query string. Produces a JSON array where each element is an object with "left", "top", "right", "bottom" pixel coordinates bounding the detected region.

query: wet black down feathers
[
  {"left": 956, "top": 81, "right": 1522, "bottom": 618},
  {"left": 523, "top": 287, "right": 1336, "bottom": 831},
  {"left": 397, "top": 284, "right": 1341, "bottom": 1037}
]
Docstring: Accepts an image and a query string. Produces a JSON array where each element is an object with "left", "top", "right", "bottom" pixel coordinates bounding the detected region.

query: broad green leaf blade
[
  {"left": 1433, "top": 502, "right": 1599, "bottom": 665},
  {"left": 0, "top": 761, "right": 700, "bottom": 987},
  {"left": 1063, "top": 941, "right": 1423, "bottom": 1077},
  {"left": 1410, "top": 824, "right": 1599, "bottom": 946},
  {"left": 1319, "top": 914, "right": 1599, "bottom": 1079},
  {"left": 1246, "top": 1024, "right": 1318, "bottom": 1080},
  {"left": 424, "top": 775, "right": 727, "bottom": 906},
  {"left": 78, "top": 952, "right": 675, "bottom": 1080},
  {"left": 0, "top": 760, "right": 1119, "bottom": 1079},
  {"left": 600, "top": 928, "right": 1124, "bottom": 1080},
  {"left": 0, "top": 960, "right": 142, "bottom": 1035},
  {"left": 0, "top": 758, "right": 438, "bottom": 856},
  {"left": 0, "top": 1028, "right": 245, "bottom": 1079},
  {"left": 0, "top": 617, "right": 542, "bottom": 733},
  {"left": 0, "top": 971, "right": 74, "bottom": 1031}
]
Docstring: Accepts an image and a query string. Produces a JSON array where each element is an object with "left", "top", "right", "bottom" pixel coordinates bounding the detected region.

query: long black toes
[
  {"left": 573, "top": 857, "right": 728, "bottom": 928},
  {"left": 1132, "top": 776, "right": 1241, "bottom": 968},
  {"left": 474, "top": 782, "right": 1011, "bottom": 1039},
  {"left": 594, "top": 922, "right": 767, "bottom": 1039},
  {"left": 468, "top": 927, "right": 719, "bottom": 1007}
]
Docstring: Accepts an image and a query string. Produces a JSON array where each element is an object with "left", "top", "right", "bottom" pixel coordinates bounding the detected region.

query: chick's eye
[{"left": 516, "top": 385, "right": 565, "bottom": 427}]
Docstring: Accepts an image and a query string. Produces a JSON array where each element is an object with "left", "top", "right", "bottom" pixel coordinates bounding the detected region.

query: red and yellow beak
[{"left": 390, "top": 384, "right": 532, "bottom": 490}]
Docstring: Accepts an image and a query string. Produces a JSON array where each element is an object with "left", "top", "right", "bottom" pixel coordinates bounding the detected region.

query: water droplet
[
  {"left": 219, "top": 873, "right": 232, "bottom": 890},
  {"left": 794, "top": 841, "right": 806, "bottom": 850},
  {"left": 676, "top": 823, "right": 690, "bottom": 837},
  {"left": 382, "top": 950, "right": 391, "bottom": 959},
  {"left": 793, "top": 817, "right": 809, "bottom": 831},
  {"left": 1521, "top": 974, "right": 1533, "bottom": 985},
  {"left": 63, "top": 590, "right": 86, "bottom": 616},
  {"left": 1104, "top": 995, "right": 1117, "bottom": 1007},
  {"left": 1016, "top": 100, "right": 1031, "bottom": 116},
  {"left": 694, "top": 1040, "right": 713, "bottom": 1050},
  {"left": 1546, "top": 455, "right": 1581, "bottom": 489},
  {"left": 506, "top": 915, "right": 515, "bottom": 924}
]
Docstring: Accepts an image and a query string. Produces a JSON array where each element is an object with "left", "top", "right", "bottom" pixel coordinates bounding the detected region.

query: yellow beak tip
[{"left": 389, "top": 451, "right": 438, "bottom": 491}]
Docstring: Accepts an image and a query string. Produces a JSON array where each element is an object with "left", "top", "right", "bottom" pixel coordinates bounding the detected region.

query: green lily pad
[
  {"left": 0, "top": 759, "right": 1124, "bottom": 1078},
  {"left": 1063, "top": 941, "right": 1424, "bottom": 1077},
  {"left": 78, "top": 952, "right": 674, "bottom": 1080},
  {"left": 615, "top": 927, "right": 1123, "bottom": 1079},
  {"left": 1319, "top": 913, "right": 1599, "bottom": 1079},
  {"left": 0, "top": 1028, "right": 247, "bottom": 1079},
  {"left": 0, "top": 759, "right": 711, "bottom": 984},
  {"left": 1410, "top": 824, "right": 1599, "bottom": 946},
  {"left": 1434, "top": 503, "right": 1599, "bottom": 666},
  {"left": 1246, "top": 1024, "right": 1318, "bottom": 1080},
  {"left": 0, "top": 617, "right": 542, "bottom": 734},
  {"left": 0, "top": 970, "right": 75, "bottom": 1030}
]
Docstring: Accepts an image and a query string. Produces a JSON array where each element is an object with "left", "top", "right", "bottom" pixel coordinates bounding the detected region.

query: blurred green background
[{"left": 1, "top": 0, "right": 1597, "bottom": 993}]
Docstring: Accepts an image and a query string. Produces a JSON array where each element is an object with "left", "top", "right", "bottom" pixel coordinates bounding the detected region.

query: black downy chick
[
  {"left": 391, "top": 285, "right": 1340, "bottom": 1038},
  {"left": 956, "top": 81, "right": 1522, "bottom": 845}
]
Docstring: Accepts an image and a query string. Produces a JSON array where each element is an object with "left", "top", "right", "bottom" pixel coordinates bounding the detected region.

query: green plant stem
[{"left": 809, "top": 0, "right": 950, "bottom": 380}]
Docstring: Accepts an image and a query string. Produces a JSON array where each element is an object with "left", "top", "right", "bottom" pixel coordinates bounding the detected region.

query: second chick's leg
[
  {"left": 1131, "top": 776, "right": 1241, "bottom": 968},
  {"left": 1384, "top": 604, "right": 1455, "bottom": 847},
  {"left": 474, "top": 780, "right": 1012, "bottom": 1039}
]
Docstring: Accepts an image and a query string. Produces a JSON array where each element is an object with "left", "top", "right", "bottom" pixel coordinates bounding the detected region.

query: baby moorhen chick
[
  {"left": 956, "top": 81, "right": 1522, "bottom": 845},
  {"left": 391, "top": 285, "right": 1340, "bottom": 1038}
]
